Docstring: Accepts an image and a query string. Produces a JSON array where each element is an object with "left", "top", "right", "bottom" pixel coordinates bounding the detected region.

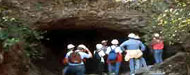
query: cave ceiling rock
[{"left": 3, "top": 0, "right": 147, "bottom": 33}]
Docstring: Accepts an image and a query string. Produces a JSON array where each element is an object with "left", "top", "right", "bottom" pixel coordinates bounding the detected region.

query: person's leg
[
  {"left": 115, "top": 62, "right": 121, "bottom": 75},
  {"left": 108, "top": 63, "right": 112, "bottom": 74},
  {"left": 76, "top": 65, "right": 85, "bottom": 75},
  {"left": 154, "top": 50, "right": 160, "bottom": 64},
  {"left": 141, "top": 57, "right": 147, "bottom": 67},
  {"left": 111, "top": 63, "right": 115, "bottom": 73},
  {"left": 65, "top": 66, "right": 75, "bottom": 75},
  {"left": 135, "top": 59, "right": 140, "bottom": 70},
  {"left": 62, "top": 66, "right": 68, "bottom": 75},
  {"left": 129, "top": 58, "right": 135, "bottom": 75},
  {"left": 98, "top": 62, "right": 104, "bottom": 75},
  {"left": 140, "top": 57, "right": 148, "bottom": 71},
  {"left": 100, "top": 62, "right": 104, "bottom": 75},
  {"left": 159, "top": 50, "right": 163, "bottom": 63}
]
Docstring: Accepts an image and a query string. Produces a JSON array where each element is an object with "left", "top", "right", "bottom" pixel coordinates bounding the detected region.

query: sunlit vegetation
[{"left": 121, "top": 0, "right": 190, "bottom": 45}]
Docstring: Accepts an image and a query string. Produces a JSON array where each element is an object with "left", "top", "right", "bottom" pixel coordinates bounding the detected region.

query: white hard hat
[
  {"left": 77, "top": 44, "right": 86, "bottom": 49},
  {"left": 101, "top": 40, "right": 108, "bottom": 43},
  {"left": 67, "top": 44, "right": 75, "bottom": 49},
  {"left": 154, "top": 33, "right": 160, "bottom": 37},
  {"left": 134, "top": 35, "right": 140, "bottom": 39},
  {"left": 128, "top": 33, "right": 136, "bottom": 38},
  {"left": 111, "top": 39, "right": 119, "bottom": 45},
  {"left": 96, "top": 44, "right": 103, "bottom": 50}
]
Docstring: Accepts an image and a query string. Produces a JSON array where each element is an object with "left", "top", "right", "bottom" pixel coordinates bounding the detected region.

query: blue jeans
[
  {"left": 140, "top": 57, "right": 147, "bottom": 68},
  {"left": 154, "top": 50, "right": 163, "bottom": 64},
  {"left": 135, "top": 59, "right": 140, "bottom": 70},
  {"left": 62, "top": 66, "right": 68, "bottom": 75},
  {"left": 65, "top": 65, "right": 85, "bottom": 75},
  {"left": 135, "top": 57, "right": 148, "bottom": 70},
  {"left": 108, "top": 62, "right": 121, "bottom": 75},
  {"left": 129, "top": 58, "right": 140, "bottom": 75}
]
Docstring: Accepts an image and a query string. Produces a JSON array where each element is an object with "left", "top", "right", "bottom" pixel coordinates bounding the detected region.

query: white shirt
[
  {"left": 102, "top": 46, "right": 108, "bottom": 53},
  {"left": 65, "top": 50, "right": 91, "bottom": 65},
  {"left": 106, "top": 45, "right": 123, "bottom": 54},
  {"left": 94, "top": 50, "right": 105, "bottom": 63}
]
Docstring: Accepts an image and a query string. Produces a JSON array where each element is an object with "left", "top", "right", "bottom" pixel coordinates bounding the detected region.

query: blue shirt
[{"left": 120, "top": 39, "right": 145, "bottom": 51}]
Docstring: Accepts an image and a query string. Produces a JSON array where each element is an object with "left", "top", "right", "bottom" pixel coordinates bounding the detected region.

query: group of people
[{"left": 62, "top": 33, "right": 164, "bottom": 75}]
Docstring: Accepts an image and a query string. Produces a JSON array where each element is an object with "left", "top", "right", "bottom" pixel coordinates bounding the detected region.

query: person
[
  {"left": 101, "top": 40, "right": 109, "bottom": 73},
  {"left": 150, "top": 33, "right": 164, "bottom": 64},
  {"left": 94, "top": 44, "right": 106, "bottom": 75},
  {"left": 64, "top": 44, "right": 92, "bottom": 75},
  {"left": 134, "top": 35, "right": 148, "bottom": 70},
  {"left": 106, "top": 39, "right": 123, "bottom": 75},
  {"left": 101, "top": 40, "right": 108, "bottom": 53},
  {"left": 62, "top": 44, "right": 75, "bottom": 75},
  {"left": 120, "top": 33, "right": 145, "bottom": 75}
]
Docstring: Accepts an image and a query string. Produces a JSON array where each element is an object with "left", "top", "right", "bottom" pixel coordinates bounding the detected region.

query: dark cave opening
[
  {"left": 40, "top": 27, "right": 130, "bottom": 74},
  {"left": 36, "top": 17, "right": 178, "bottom": 75}
]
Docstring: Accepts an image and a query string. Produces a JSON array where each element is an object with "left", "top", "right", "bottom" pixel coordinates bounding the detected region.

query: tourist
[
  {"left": 101, "top": 40, "right": 108, "bottom": 53},
  {"left": 120, "top": 33, "right": 145, "bottom": 75},
  {"left": 62, "top": 44, "right": 75, "bottom": 75},
  {"left": 106, "top": 39, "right": 123, "bottom": 75},
  {"left": 64, "top": 44, "right": 92, "bottom": 75},
  {"left": 101, "top": 40, "right": 109, "bottom": 73},
  {"left": 94, "top": 44, "right": 106, "bottom": 75},
  {"left": 134, "top": 35, "right": 148, "bottom": 70},
  {"left": 150, "top": 33, "right": 164, "bottom": 64}
]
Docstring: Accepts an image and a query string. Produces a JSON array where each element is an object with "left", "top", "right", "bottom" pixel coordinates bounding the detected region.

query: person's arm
[
  {"left": 140, "top": 42, "right": 146, "bottom": 51},
  {"left": 115, "top": 47, "right": 123, "bottom": 53},
  {"left": 120, "top": 41, "right": 127, "bottom": 51},
  {"left": 63, "top": 58, "right": 68, "bottom": 65},
  {"left": 120, "top": 41, "right": 128, "bottom": 53},
  {"left": 105, "top": 47, "right": 111, "bottom": 55},
  {"left": 86, "top": 49, "right": 93, "bottom": 58},
  {"left": 99, "top": 50, "right": 106, "bottom": 57},
  {"left": 64, "top": 52, "right": 70, "bottom": 64}
]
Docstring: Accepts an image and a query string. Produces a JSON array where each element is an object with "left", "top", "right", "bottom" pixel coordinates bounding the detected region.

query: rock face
[
  {"left": 1, "top": 0, "right": 190, "bottom": 75},
  {"left": 1, "top": 0, "right": 147, "bottom": 32},
  {"left": 142, "top": 52, "right": 190, "bottom": 75},
  {"left": 0, "top": 0, "right": 148, "bottom": 75},
  {"left": 0, "top": 43, "right": 29, "bottom": 75}
]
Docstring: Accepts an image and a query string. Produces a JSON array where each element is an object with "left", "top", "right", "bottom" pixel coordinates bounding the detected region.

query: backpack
[
  {"left": 94, "top": 51, "right": 101, "bottom": 61},
  {"left": 108, "top": 47, "right": 117, "bottom": 63},
  {"left": 68, "top": 51, "right": 82, "bottom": 64}
]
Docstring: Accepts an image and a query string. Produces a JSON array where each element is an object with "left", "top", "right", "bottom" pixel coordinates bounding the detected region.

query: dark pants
[
  {"left": 97, "top": 62, "right": 104, "bottom": 75},
  {"left": 65, "top": 65, "right": 85, "bottom": 75}
]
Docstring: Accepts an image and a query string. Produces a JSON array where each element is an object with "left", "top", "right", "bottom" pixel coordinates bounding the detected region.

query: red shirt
[{"left": 152, "top": 40, "right": 164, "bottom": 50}]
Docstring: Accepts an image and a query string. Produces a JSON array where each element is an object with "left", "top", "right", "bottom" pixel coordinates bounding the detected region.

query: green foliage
[
  {"left": 0, "top": 8, "right": 44, "bottom": 59},
  {"left": 125, "top": 0, "right": 190, "bottom": 45}
]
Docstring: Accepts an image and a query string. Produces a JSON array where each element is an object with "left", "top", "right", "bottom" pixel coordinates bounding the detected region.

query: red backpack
[{"left": 68, "top": 51, "right": 82, "bottom": 64}]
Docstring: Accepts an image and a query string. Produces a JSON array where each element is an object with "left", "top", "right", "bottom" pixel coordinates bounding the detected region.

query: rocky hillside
[{"left": 0, "top": 0, "right": 189, "bottom": 75}]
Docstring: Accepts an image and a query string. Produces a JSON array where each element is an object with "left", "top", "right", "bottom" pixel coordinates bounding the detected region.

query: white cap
[
  {"left": 77, "top": 44, "right": 86, "bottom": 49},
  {"left": 128, "top": 33, "right": 136, "bottom": 38},
  {"left": 154, "top": 33, "right": 160, "bottom": 37},
  {"left": 96, "top": 44, "right": 103, "bottom": 50},
  {"left": 101, "top": 40, "right": 108, "bottom": 43},
  {"left": 134, "top": 35, "right": 140, "bottom": 39},
  {"left": 111, "top": 39, "right": 119, "bottom": 45},
  {"left": 67, "top": 44, "right": 75, "bottom": 49}
]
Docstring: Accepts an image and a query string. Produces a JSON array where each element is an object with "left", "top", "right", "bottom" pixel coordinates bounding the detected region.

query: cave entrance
[
  {"left": 38, "top": 17, "right": 131, "bottom": 74},
  {"left": 42, "top": 29, "right": 128, "bottom": 74},
  {"left": 36, "top": 17, "right": 177, "bottom": 75}
]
